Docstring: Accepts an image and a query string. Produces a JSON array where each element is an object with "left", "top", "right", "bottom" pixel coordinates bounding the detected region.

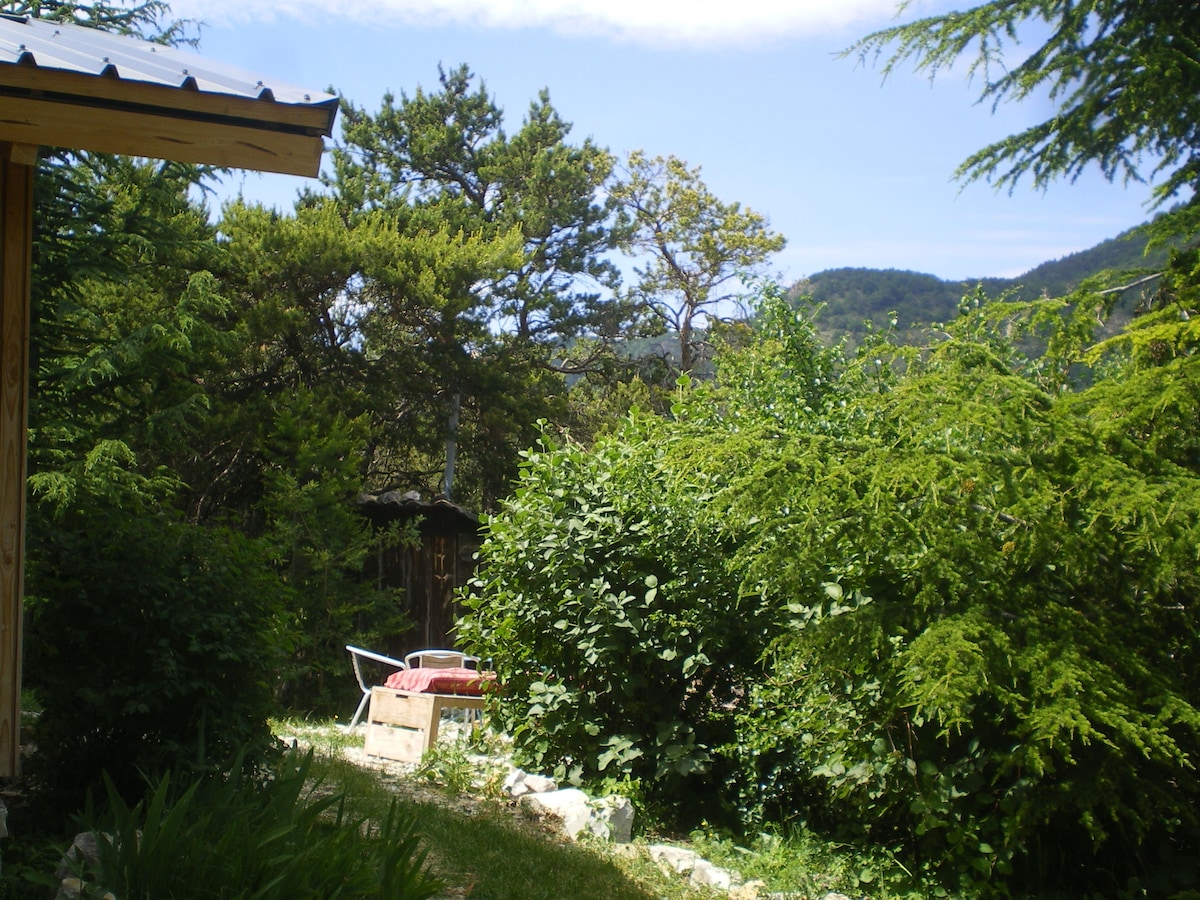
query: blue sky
[{"left": 171, "top": 0, "right": 1159, "bottom": 285}]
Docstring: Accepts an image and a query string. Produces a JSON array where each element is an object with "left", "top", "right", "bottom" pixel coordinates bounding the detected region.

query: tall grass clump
[{"left": 58, "top": 750, "right": 440, "bottom": 899}]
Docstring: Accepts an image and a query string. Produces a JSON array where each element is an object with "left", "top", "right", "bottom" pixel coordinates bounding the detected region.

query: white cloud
[{"left": 176, "top": 0, "right": 906, "bottom": 47}]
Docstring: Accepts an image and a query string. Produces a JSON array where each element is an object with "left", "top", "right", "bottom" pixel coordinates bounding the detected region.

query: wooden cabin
[{"left": 356, "top": 491, "right": 482, "bottom": 659}]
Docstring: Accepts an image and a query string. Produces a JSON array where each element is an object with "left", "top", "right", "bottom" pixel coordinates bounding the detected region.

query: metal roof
[
  {"left": 357, "top": 491, "right": 482, "bottom": 529},
  {"left": 0, "top": 14, "right": 337, "bottom": 175},
  {"left": 0, "top": 13, "right": 335, "bottom": 109}
]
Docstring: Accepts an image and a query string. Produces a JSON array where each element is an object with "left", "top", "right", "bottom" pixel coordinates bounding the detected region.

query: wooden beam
[
  {"left": 0, "top": 65, "right": 336, "bottom": 135},
  {"left": 2, "top": 143, "right": 37, "bottom": 167},
  {"left": 0, "top": 94, "right": 325, "bottom": 177},
  {"left": 0, "top": 151, "right": 32, "bottom": 779}
]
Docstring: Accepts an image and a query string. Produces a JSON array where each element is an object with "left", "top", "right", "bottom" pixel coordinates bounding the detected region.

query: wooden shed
[
  {"left": 0, "top": 13, "right": 338, "bottom": 776},
  {"left": 357, "top": 491, "right": 483, "bottom": 659}
]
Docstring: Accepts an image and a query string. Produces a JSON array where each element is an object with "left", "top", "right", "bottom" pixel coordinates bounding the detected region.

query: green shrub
[
  {"left": 713, "top": 341, "right": 1200, "bottom": 895},
  {"left": 459, "top": 420, "right": 767, "bottom": 823},
  {"left": 59, "top": 750, "right": 440, "bottom": 899},
  {"left": 256, "top": 390, "right": 419, "bottom": 715},
  {"left": 24, "top": 507, "right": 285, "bottom": 807}
]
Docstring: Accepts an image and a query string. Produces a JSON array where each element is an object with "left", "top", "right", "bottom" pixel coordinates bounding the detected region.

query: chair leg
[{"left": 346, "top": 691, "right": 371, "bottom": 731}]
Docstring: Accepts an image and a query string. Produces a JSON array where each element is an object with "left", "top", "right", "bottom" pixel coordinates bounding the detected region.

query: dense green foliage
[
  {"left": 14, "top": 49, "right": 653, "bottom": 813},
  {"left": 24, "top": 510, "right": 282, "bottom": 809},
  {"left": 722, "top": 349, "right": 1200, "bottom": 896},
  {"left": 1, "top": 0, "right": 184, "bottom": 38},
  {"left": 18, "top": 5, "right": 1200, "bottom": 896},
  {"left": 18, "top": 47, "right": 645, "bottom": 814},
  {"left": 327, "top": 64, "right": 630, "bottom": 503},
  {"left": 462, "top": 286, "right": 1200, "bottom": 896},
  {"left": 54, "top": 751, "right": 439, "bottom": 899},
  {"left": 458, "top": 420, "right": 758, "bottom": 817},
  {"left": 23, "top": 156, "right": 278, "bottom": 802},
  {"left": 22, "top": 157, "right": 397, "bottom": 789}
]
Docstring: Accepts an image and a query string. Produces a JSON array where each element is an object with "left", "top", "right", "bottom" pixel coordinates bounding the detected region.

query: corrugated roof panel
[{"left": 0, "top": 13, "right": 334, "bottom": 108}]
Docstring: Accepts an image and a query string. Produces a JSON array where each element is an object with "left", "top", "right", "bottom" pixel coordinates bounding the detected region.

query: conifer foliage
[{"left": 848, "top": 1, "right": 1200, "bottom": 220}]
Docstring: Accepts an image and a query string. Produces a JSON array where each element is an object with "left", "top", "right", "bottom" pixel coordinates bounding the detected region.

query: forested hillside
[{"left": 801, "top": 221, "right": 1171, "bottom": 337}]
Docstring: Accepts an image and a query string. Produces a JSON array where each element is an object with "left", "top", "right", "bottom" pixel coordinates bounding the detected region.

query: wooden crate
[{"left": 363, "top": 686, "right": 485, "bottom": 763}]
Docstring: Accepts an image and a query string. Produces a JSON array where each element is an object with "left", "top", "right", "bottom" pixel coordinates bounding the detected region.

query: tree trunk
[{"left": 442, "top": 392, "right": 461, "bottom": 500}]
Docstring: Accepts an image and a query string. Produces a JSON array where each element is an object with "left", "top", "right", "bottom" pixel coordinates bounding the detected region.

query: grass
[
  {"left": 0, "top": 713, "right": 927, "bottom": 899},
  {"left": 14, "top": 747, "right": 441, "bottom": 900},
  {"left": 306, "top": 746, "right": 706, "bottom": 899},
  {"left": 281, "top": 717, "right": 926, "bottom": 900}
]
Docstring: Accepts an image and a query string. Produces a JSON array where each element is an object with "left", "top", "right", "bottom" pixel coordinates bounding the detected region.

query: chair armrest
[{"left": 346, "top": 645, "right": 408, "bottom": 670}]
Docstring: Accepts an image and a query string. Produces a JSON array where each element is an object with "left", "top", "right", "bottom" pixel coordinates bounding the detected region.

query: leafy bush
[
  {"left": 24, "top": 507, "right": 286, "bottom": 807},
  {"left": 58, "top": 751, "right": 440, "bottom": 899},
  {"left": 459, "top": 419, "right": 767, "bottom": 823},
  {"left": 256, "top": 389, "right": 417, "bottom": 714}
]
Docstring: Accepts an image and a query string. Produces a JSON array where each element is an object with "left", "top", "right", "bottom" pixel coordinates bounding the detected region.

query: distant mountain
[{"left": 798, "top": 223, "right": 1171, "bottom": 337}]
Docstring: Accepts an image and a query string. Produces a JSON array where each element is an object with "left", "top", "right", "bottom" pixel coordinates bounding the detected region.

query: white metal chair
[
  {"left": 345, "top": 645, "right": 407, "bottom": 730},
  {"left": 403, "top": 649, "right": 485, "bottom": 723}
]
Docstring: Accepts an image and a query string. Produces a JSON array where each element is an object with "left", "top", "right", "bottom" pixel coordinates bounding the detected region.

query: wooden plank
[
  {"left": 363, "top": 722, "right": 428, "bottom": 763},
  {"left": 365, "top": 688, "right": 436, "bottom": 762},
  {"left": 0, "top": 96, "right": 325, "bottom": 177},
  {"left": 362, "top": 688, "right": 486, "bottom": 764},
  {"left": 432, "top": 693, "right": 485, "bottom": 713},
  {"left": 0, "top": 153, "right": 32, "bottom": 779},
  {"left": 368, "top": 688, "right": 437, "bottom": 730}
]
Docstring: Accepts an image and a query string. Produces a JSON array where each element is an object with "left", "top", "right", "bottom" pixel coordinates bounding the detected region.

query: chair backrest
[
  {"left": 350, "top": 652, "right": 369, "bottom": 692},
  {"left": 404, "top": 648, "right": 479, "bottom": 670}
]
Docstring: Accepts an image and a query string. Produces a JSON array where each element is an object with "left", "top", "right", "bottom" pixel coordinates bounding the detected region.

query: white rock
[
  {"left": 649, "top": 844, "right": 741, "bottom": 893},
  {"left": 588, "top": 794, "right": 634, "bottom": 843},
  {"left": 56, "top": 832, "right": 103, "bottom": 879},
  {"left": 524, "top": 772, "right": 559, "bottom": 794},
  {"left": 521, "top": 788, "right": 592, "bottom": 839},
  {"left": 690, "top": 858, "right": 736, "bottom": 890},
  {"left": 521, "top": 788, "right": 634, "bottom": 842},
  {"left": 502, "top": 769, "right": 558, "bottom": 797},
  {"left": 502, "top": 770, "right": 528, "bottom": 797},
  {"left": 649, "top": 843, "right": 700, "bottom": 873}
]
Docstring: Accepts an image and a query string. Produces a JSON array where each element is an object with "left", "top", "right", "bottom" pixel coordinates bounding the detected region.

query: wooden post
[{"left": 0, "top": 147, "right": 33, "bottom": 778}]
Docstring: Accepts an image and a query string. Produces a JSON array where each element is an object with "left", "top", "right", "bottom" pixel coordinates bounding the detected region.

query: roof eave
[{"left": 0, "top": 64, "right": 336, "bottom": 176}]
